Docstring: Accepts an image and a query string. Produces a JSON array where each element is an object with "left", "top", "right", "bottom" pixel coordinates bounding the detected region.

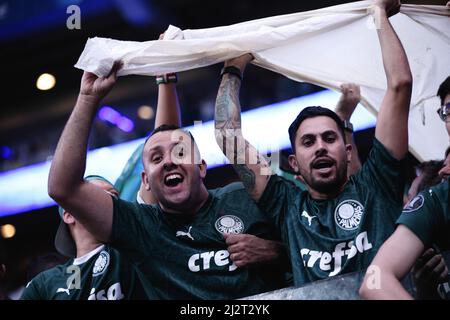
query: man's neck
[
  {"left": 76, "top": 241, "right": 103, "bottom": 258},
  {"left": 71, "top": 226, "right": 103, "bottom": 258},
  {"left": 161, "top": 186, "right": 210, "bottom": 215},
  {"left": 307, "top": 181, "right": 347, "bottom": 200}
]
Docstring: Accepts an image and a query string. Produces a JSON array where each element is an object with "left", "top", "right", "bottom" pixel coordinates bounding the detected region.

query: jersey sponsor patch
[
  {"left": 188, "top": 250, "right": 237, "bottom": 272},
  {"left": 88, "top": 282, "right": 124, "bottom": 300},
  {"left": 334, "top": 199, "right": 364, "bottom": 230},
  {"left": 300, "top": 231, "right": 373, "bottom": 277},
  {"left": 402, "top": 194, "right": 424, "bottom": 213},
  {"left": 92, "top": 251, "right": 110, "bottom": 277},
  {"left": 215, "top": 215, "right": 244, "bottom": 235}
]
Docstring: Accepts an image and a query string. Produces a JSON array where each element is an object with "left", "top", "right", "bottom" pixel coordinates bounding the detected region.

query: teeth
[{"left": 165, "top": 174, "right": 182, "bottom": 182}]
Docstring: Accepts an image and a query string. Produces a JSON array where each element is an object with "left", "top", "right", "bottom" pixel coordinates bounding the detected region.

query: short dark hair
[
  {"left": 437, "top": 76, "right": 450, "bottom": 106},
  {"left": 288, "top": 106, "right": 346, "bottom": 151},
  {"left": 143, "top": 124, "right": 201, "bottom": 164},
  {"left": 445, "top": 146, "right": 450, "bottom": 159},
  {"left": 145, "top": 124, "right": 196, "bottom": 146}
]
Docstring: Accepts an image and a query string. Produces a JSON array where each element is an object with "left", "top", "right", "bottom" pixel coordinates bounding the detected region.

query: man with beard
[
  {"left": 47, "top": 61, "right": 289, "bottom": 298},
  {"left": 214, "top": 0, "right": 412, "bottom": 285}
]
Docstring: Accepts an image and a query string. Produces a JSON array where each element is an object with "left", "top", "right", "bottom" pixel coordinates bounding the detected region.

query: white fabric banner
[{"left": 75, "top": 1, "right": 450, "bottom": 161}]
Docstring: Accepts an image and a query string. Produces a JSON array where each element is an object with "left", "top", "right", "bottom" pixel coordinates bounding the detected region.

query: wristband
[
  {"left": 220, "top": 66, "right": 243, "bottom": 81},
  {"left": 156, "top": 73, "right": 178, "bottom": 85},
  {"left": 342, "top": 120, "right": 354, "bottom": 133}
]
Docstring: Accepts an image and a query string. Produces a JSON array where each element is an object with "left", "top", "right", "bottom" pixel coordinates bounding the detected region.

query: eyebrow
[
  {"left": 148, "top": 140, "right": 183, "bottom": 152},
  {"left": 147, "top": 145, "right": 165, "bottom": 155},
  {"left": 322, "top": 130, "right": 338, "bottom": 137},
  {"left": 300, "top": 130, "right": 338, "bottom": 140},
  {"left": 300, "top": 133, "right": 315, "bottom": 141}
]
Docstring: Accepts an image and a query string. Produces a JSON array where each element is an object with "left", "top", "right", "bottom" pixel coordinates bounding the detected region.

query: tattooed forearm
[
  {"left": 233, "top": 164, "right": 256, "bottom": 189},
  {"left": 215, "top": 75, "right": 242, "bottom": 131},
  {"left": 214, "top": 70, "right": 272, "bottom": 199}
]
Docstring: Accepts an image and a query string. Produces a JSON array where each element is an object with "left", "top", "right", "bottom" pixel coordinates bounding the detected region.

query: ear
[
  {"left": 63, "top": 212, "right": 75, "bottom": 224},
  {"left": 141, "top": 170, "right": 151, "bottom": 191},
  {"left": 288, "top": 154, "right": 300, "bottom": 174},
  {"left": 345, "top": 143, "right": 352, "bottom": 164},
  {"left": 199, "top": 159, "right": 208, "bottom": 179}
]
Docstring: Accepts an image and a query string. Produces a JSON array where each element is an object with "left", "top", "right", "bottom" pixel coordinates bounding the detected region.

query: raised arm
[
  {"left": 335, "top": 83, "right": 362, "bottom": 175},
  {"left": 154, "top": 75, "right": 181, "bottom": 127},
  {"left": 373, "top": 0, "right": 412, "bottom": 160},
  {"left": 48, "top": 63, "right": 121, "bottom": 242},
  {"left": 214, "top": 54, "right": 272, "bottom": 201},
  {"left": 138, "top": 71, "right": 182, "bottom": 204},
  {"left": 359, "top": 225, "right": 424, "bottom": 299},
  {"left": 154, "top": 33, "right": 181, "bottom": 128}
]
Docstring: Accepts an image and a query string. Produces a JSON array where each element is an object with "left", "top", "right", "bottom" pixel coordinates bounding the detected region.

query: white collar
[
  {"left": 136, "top": 191, "right": 145, "bottom": 204},
  {"left": 73, "top": 244, "right": 105, "bottom": 265}
]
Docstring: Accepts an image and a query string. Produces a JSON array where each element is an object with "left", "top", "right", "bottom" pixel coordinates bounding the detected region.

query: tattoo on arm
[
  {"left": 215, "top": 75, "right": 242, "bottom": 131},
  {"left": 233, "top": 164, "right": 256, "bottom": 189},
  {"left": 215, "top": 74, "right": 272, "bottom": 195}
]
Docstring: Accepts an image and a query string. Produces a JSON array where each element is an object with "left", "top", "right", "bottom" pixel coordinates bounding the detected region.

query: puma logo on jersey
[
  {"left": 300, "top": 231, "right": 373, "bottom": 277},
  {"left": 56, "top": 287, "right": 70, "bottom": 295},
  {"left": 301, "top": 211, "right": 316, "bottom": 226},
  {"left": 176, "top": 226, "right": 194, "bottom": 240}
]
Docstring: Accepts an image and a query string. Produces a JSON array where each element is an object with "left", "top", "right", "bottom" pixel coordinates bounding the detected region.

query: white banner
[{"left": 75, "top": 1, "right": 450, "bottom": 161}]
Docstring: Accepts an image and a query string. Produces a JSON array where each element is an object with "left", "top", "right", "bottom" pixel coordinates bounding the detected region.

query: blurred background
[{"left": 0, "top": 0, "right": 441, "bottom": 299}]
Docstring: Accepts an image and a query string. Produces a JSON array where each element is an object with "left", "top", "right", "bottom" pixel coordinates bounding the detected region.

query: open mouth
[
  {"left": 312, "top": 158, "right": 335, "bottom": 170},
  {"left": 164, "top": 173, "right": 184, "bottom": 187}
]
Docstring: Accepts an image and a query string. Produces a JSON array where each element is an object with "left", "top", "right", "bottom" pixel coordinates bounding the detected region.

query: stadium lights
[
  {"left": 1, "top": 224, "right": 16, "bottom": 239},
  {"left": 138, "top": 105, "right": 155, "bottom": 120},
  {"left": 36, "top": 73, "right": 56, "bottom": 91}
]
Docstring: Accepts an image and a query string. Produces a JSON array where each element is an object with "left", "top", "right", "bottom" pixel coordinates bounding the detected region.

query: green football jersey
[
  {"left": 20, "top": 245, "right": 145, "bottom": 300},
  {"left": 397, "top": 178, "right": 450, "bottom": 250},
  {"left": 111, "top": 182, "right": 289, "bottom": 299},
  {"left": 258, "top": 138, "right": 405, "bottom": 286},
  {"left": 398, "top": 179, "right": 450, "bottom": 300}
]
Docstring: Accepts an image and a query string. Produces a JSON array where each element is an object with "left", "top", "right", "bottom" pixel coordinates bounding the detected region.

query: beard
[{"left": 302, "top": 161, "right": 347, "bottom": 194}]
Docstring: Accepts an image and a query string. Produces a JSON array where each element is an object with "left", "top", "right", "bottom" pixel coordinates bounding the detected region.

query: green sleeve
[
  {"left": 257, "top": 174, "right": 299, "bottom": 231},
  {"left": 354, "top": 138, "right": 405, "bottom": 205},
  {"left": 397, "top": 182, "right": 447, "bottom": 247},
  {"left": 110, "top": 197, "right": 159, "bottom": 254},
  {"left": 20, "top": 277, "right": 44, "bottom": 300}
]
